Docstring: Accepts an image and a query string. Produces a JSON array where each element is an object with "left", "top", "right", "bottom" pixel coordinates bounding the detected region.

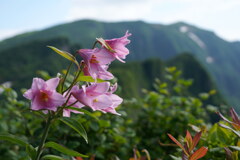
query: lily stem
[{"left": 35, "top": 115, "right": 53, "bottom": 160}]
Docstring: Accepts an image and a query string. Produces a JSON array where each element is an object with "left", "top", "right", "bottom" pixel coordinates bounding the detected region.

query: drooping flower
[
  {"left": 23, "top": 77, "right": 65, "bottom": 111},
  {"left": 100, "top": 83, "right": 122, "bottom": 115},
  {"left": 63, "top": 86, "right": 84, "bottom": 117},
  {"left": 97, "top": 31, "right": 131, "bottom": 63},
  {"left": 79, "top": 48, "right": 114, "bottom": 80},
  {"left": 72, "top": 82, "right": 122, "bottom": 115}
]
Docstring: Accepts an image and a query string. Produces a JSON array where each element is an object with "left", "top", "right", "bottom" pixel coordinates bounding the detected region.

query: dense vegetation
[
  {"left": 0, "top": 34, "right": 239, "bottom": 159},
  {"left": 0, "top": 67, "right": 238, "bottom": 160}
]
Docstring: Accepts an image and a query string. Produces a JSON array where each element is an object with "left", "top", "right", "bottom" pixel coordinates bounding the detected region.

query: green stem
[
  {"left": 61, "top": 62, "right": 73, "bottom": 93},
  {"left": 63, "top": 67, "right": 82, "bottom": 96},
  {"left": 35, "top": 115, "right": 53, "bottom": 160},
  {"left": 61, "top": 51, "right": 79, "bottom": 94},
  {"left": 92, "top": 40, "right": 98, "bottom": 49}
]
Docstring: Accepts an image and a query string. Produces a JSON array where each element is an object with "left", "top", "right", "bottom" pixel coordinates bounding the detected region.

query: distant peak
[
  {"left": 168, "top": 21, "right": 197, "bottom": 29},
  {"left": 172, "top": 21, "right": 190, "bottom": 26}
]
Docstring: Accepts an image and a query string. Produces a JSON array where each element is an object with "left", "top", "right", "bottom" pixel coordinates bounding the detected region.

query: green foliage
[
  {"left": 111, "top": 54, "right": 225, "bottom": 108},
  {"left": 0, "top": 134, "right": 28, "bottom": 147},
  {"left": 0, "top": 67, "right": 236, "bottom": 160},
  {"left": 128, "top": 67, "right": 210, "bottom": 158},
  {"left": 60, "top": 118, "right": 88, "bottom": 143},
  {"left": 44, "top": 141, "right": 88, "bottom": 157},
  {"left": 41, "top": 155, "right": 64, "bottom": 160}
]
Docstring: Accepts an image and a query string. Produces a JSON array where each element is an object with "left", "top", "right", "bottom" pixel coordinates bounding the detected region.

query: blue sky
[{"left": 1, "top": 0, "right": 240, "bottom": 41}]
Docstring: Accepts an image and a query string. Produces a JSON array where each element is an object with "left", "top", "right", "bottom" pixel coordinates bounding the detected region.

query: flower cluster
[{"left": 23, "top": 31, "right": 131, "bottom": 117}]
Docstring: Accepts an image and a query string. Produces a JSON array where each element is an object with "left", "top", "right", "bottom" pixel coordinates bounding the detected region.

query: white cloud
[
  {"left": 0, "top": 29, "right": 25, "bottom": 41},
  {"left": 1, "top": 0, "right": 240, "bottom": 41},
  {"left": 63, "top": 0, "right": 240, "bottom": 41},
  {"left": 65, "top": 0, "right": 154, "bottom": 22}
]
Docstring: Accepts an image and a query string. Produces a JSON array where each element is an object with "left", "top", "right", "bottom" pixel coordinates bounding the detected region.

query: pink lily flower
[
  {"left": 23, "top": 78, "right": 65, "bottom": 111},
  {"left": 72, "top": 82, "right": 122, "bottom": 115},
  {"left": 97, "top": 31, "right": 131, "bottom": 63},
  {"left": 79, "top": 48, "right": 114, "bottom": 80},
  {"left": 63, "top": 86, "right": 84, "bottom": 117},
  {"left": 100, "top": 83, "right": 122, "bottom": 115}
]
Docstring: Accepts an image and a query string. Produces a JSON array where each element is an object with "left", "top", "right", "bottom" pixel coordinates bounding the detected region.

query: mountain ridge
[
  {"left": 0, "top": 36, "right": 223, "bottom": 108},
  {"left": 1, "top": 19, "right": 238, "bottom": 52}
]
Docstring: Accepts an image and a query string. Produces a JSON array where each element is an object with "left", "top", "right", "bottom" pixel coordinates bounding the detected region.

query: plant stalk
[{"left": 35, "top": 115, "right": 52, "bottom": 160}]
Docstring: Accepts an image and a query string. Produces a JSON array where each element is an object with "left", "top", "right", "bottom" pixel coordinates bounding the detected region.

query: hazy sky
[{"left": 1, "top": 0, "right": 240, "bottom": 41}]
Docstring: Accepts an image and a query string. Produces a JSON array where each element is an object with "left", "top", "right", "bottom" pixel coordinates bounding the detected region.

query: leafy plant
[{"left": 168, "top": 131, "right": 208, "bottom": 160}]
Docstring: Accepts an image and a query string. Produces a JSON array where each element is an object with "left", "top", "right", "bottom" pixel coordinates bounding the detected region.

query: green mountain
[
  {"left": 0, "top": 37, "right": 222, "bottom": 106},
  {"left": 0, "top": 19, "right": 239, "bottom": 111}
]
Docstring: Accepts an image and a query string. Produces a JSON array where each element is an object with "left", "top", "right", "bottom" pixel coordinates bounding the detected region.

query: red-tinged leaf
[
  {"left": 232, "top": 122, "right": 240, "bottom": 130},
  {"left": 184, "top": 143, "right": 190, "bottom": 155},
  {"left": 189, "top": 147, "right": 208, "bottom": 160},
  {"left": 216, "top": 111, "right": 233, "bottom": 124},
  {"left": 168, "top": 134, "right": 189, "bottom": 156},
  {"left": 142, "top": 149, "right": 151, "bottom": 160},
  {"left": 191, "top": 131, "right": 202, "bottom": 151},
  {"left": 224, "top": 147, "right": 233, "bottom": 160},
  {"left": 90, "top": 155, "right": 95, "bottom": 160},
  {"left": 230, "top": 108, "right": 240, "bottom": 124},
  {"left": 185, "top": 130, "right": 193, "bottom": 151},
  {"left": 182, "top": 151, "right": 189, "bottom": 160},
  {"left": 75, "top": 157, "right": 83, "bottom": 160}
]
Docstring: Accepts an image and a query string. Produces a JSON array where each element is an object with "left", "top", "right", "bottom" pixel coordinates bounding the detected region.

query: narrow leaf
[
  {"left": 232, "top": 151, "right": 239, "bottom": 160},
  {"left": 67, "top": 107, "right": 99, "bottom": 121},
  {"left": 230, "top": 108, "right": 240, "bottom": 124},
  {"left": 0, "top": 134, "right": 28, "bottom": 146},
  {"left": 224, "top": 147, "right": 233, "bottom": 160},
  {"left": 42, "top": 155, "right": 65, "bottom": 160},
  {"left": 26, "top": 144, "right": 37, "bottom": 159},
  {"left": 168, "top": 134, "right": 189, "bottom": 156},
  {"left": 96, "top": 38, "right": 116, "bottom": 53},
  {"left": 44, "top": 142, "right": 88, "bottom": 157},
  {"left": 77, "top": 75, "right": 105, "bottom": 83},
  {"left": 219, "top": 123, "right": 240, "bottom": 137},
  {"left": 191, "top": 131, "right": 202, "bottom": 151},
  {"left": 217, "top": 112, "right": 233, "bottom": 124},
  {"left": 230, "top": 146, "right": 240, "bottom": 151},
  {"left": 60, "top": 118, "right": 88, "bottom": 143},
  {"left": 48, "top": 46, "right": 79, "bottom": 69},
  {"left": 170, "top": 155, "right": 182, "bottom": 160},
  {"left": 185, "top": 130, "right": 193, "bottom": 151},
  {"left": 190, "top": 147, "right": 208, "bottom": 160},
  {"left": 142, "top": 149, "right": 151, "bottom": 160}
]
